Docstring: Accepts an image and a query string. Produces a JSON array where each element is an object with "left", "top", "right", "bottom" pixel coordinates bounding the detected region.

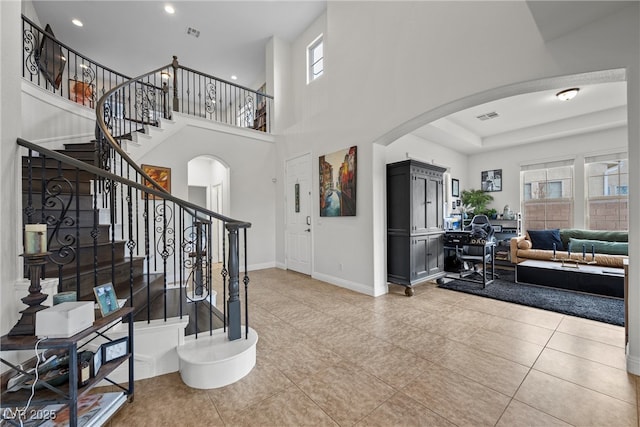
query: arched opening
[
  {"left": 187, "top": 155, "right": 230, "bottom": 264},
  {"left": 375, "top": 69, "right": 628, "bottom": 299}
]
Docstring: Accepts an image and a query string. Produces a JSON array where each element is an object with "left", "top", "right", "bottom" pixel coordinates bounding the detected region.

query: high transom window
[{"left": 307, "top": 34, "right": 324, "bottom": 84}]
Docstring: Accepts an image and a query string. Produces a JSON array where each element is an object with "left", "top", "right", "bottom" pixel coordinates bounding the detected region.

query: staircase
[
  {"left": 22, "top": 140, "right": 226, "bottom": 333},
  {"left": 17, "top": 16, "right": 260, "bottom": 388},
  {"left": 22, "top": 141, "right": 160, "bottom": 313}
]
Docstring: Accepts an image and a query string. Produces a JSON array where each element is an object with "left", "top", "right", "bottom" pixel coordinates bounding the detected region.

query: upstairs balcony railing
[{"left": 21, "top": 15, "right": 273, "bottom": 136}]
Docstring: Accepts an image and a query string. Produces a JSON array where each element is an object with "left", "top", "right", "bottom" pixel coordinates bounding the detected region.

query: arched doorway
[
  {"left": 374, "top": 69, "right": 628, "bottom": 297},
  {"left": 187, "top": 155, "right": 230, "bottom": 264}
]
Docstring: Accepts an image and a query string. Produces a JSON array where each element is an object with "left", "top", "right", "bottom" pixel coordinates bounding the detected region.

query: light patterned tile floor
[{"left": 107, "top": 268, "right": 638, "bottom": 426}]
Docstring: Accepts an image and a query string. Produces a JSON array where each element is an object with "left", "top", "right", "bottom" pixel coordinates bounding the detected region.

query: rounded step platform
[{"left": 177, "top": 327, "right": 257, "bottom": 389}]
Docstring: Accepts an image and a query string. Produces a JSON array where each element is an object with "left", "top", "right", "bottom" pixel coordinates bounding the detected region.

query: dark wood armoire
[{"left": 387, "top": 160, "right": 446, "bottom": 295}]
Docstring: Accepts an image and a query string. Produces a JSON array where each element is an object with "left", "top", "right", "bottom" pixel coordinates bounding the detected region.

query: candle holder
[{"left": 8, "top": 252, "right": 50, "bottom": 336}]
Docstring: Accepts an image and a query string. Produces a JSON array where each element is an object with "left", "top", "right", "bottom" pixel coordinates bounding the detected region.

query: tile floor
[{"left": 106, "top": 268, "right": 639, "bottom": 426}]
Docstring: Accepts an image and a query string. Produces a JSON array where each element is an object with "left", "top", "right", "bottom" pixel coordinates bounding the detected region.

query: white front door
[{"left": 285, "top": 153, "right": 312, "bottom": 275}]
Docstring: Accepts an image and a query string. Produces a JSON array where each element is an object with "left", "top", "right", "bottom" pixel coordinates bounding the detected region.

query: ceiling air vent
[
  {"left": 186, "top": 27, "right": 200, "bottom": 38},
  {"left": 476, "top": 111, "right": 499, "bottom": 121}
]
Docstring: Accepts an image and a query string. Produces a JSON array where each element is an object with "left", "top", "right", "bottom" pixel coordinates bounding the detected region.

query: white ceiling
[
  {"left": 412, "top": 81, "right": 628, "bottom": 154},
  {"left": 31, "top": 0, "right": 327, "bottom": 87},
  {"left": 30, "top": 1, "right": 630, "bottom": 153}
]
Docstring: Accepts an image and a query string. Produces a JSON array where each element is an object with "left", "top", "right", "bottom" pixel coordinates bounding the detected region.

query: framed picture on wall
[
  {"left": 319, "top": 146, "right": 357, "bottom": 216},
  {"left": 141, "top": 164, "right": 171, "bottom": 199},
  {"left": 481, "top": 169, "right": 502, "bottom": 192},
  {"left": 69, "top": 79, "right": 94, "bottom": 107},
  {"left": 451, "top": 178, "right": 460, "bottom": 197}
]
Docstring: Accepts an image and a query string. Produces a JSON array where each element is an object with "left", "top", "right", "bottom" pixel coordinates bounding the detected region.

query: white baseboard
[
  {"left": 275, "top": 262, "right": 287, "bottom": 270},
  {"left": 311, "top": 272, "right": 377, "bottom": 296},
  {"left": 247, "top": 261, "right": 276, "bottom": 271},
  {"left": 627, "top": 352, "right": 640, "bottom": 375}
]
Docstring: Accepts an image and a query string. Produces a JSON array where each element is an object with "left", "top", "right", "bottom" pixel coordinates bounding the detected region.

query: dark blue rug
[{"left": 438, "top": 269, "right": 624, "bottom": 326}]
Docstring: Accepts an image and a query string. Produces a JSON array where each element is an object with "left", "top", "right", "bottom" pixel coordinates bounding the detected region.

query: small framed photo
[
  {"left": 451, "top": 178, "right": 460, "bottom": 197},
  {"left": 93, "top": 282, "right": 119, "bottom": 317},
  {"left": 92, "top": 346, "right": 102, "bottom": 377},
  {"left": 102, "top": 337, "right": 129, "bottom": 364},
  {"left": 481, "top": 169, "right": 502, "bottom": 192}
]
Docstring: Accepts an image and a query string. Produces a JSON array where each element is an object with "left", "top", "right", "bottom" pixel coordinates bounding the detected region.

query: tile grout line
[{"left": 493, "top": 314, "right": 566, "bottom": 426}]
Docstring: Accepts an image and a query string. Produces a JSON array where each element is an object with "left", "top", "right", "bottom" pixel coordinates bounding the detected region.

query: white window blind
[
  {"left": 521, "top": 159, "right": 574, "bottom": 230},
  {"left": 585, "top": 152, "right": 628, "bottom": 230}
]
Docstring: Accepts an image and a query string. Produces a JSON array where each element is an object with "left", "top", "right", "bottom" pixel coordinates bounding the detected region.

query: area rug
[{"left": 438, "top": 269, "right": 624, "bottom": 326}]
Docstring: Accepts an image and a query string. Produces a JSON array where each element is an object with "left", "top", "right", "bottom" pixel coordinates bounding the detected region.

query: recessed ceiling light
[
  {"left": 556, "top": 88, "right": 580, "bottom": 101},
  {"left": 231, "top": 75, "right": 238, "bottom": 81},
  {"left": 72, "top": 18, "right": 83, "bottom": 27},
  {"left": 165, "top": 4, "right": 175, "bottom": 14}
]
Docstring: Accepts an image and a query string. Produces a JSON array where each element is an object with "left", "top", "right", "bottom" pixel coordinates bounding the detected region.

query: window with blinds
[
  {"left": 521, "top": 159, "right": 574, "bottom": 230},
  {"left": 586, "top": 153, "right": 628, "bottom": 230}
]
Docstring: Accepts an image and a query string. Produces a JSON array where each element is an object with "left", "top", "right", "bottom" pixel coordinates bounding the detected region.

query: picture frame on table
[
  {"left": 92, "top": 345, "right": 102, "bottom": 377},
  {"left": 93, "top": 282, "right": 119, "bottom": 317},
  {"left": 102, "top": 337, "right": 129, "bottom": 364}
]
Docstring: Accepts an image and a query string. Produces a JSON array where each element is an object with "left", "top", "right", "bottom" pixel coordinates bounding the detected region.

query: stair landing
[{"left": 177, "top": 327, "right": 257, "bottom": 389}]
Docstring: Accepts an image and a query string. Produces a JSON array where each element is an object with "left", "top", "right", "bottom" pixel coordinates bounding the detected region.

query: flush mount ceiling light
[
  {"left": 72, "top": 18, "right": 83, "bottom": 27},
  {"left": 556, "top": 88, "right": 580, "bottom": 101},
  {"left": 231, "top": 75, "right": 238, "bottom": 81},
  {"left": 161, "top": 71, "right": 171, "bottom": 80},
  {"left": 164, "top": 4, "right": 175, "bottom": 14}
]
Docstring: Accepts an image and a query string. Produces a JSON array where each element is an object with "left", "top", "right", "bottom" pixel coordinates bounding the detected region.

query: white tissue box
[{"left": 36, "top": 301, "right": 95, "bottom": 338}]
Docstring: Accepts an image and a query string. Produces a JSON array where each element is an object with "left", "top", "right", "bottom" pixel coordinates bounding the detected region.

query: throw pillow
[
  {"left": 518, "top": 239, "right": 533, "bottom": 250},
  {"left": 527, "top": 229, "right": 564, "bottom": 250},
  {"left": 568, "top": 238, "right": 628, "bottom": 256}
]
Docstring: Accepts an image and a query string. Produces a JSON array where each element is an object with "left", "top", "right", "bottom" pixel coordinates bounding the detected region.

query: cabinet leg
[{"left": 405, "top": 287, "right": 414, "bottom": 297}]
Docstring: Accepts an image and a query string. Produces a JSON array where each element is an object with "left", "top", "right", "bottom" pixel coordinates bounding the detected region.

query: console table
[{"left": 0, "top": 308, "right": 134, "bottom": 426}]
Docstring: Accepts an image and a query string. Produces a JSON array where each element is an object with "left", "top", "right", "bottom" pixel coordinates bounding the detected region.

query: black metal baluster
[{"left": 243, "top": 227, "right": 249, "bottom": 339}]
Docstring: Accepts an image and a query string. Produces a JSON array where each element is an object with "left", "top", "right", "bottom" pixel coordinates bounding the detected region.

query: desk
[{"left": 444, "top": 242, "right": 496, "bottom": 288}]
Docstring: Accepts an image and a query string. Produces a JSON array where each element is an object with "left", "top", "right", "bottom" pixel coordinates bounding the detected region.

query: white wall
[
  {"left": 1, "top": 0, "right": 24, "bottom": 345},
  {"left": 22, "top": 82, "right": 96, "bottom": 147},
  {"left": 138, "top": 125, "right": 277, "bottom": 271}
]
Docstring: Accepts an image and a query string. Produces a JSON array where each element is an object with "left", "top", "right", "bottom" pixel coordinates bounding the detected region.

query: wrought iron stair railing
[
  {"left": 19, "top": 136, "right": 251, "bottom": 340},
  {"left": 95, "top": 62, "right": 253, "bottom": 341}
]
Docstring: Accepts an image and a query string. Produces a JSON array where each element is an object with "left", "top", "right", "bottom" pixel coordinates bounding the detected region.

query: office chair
[{"left": 456, "top": 214, "right": 497, "bottom": 284}]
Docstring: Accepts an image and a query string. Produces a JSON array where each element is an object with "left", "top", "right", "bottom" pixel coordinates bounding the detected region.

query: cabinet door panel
[
  {"left": 412, "top": 237, "right": 428, "bottom": 280},
  {"left": 427, "top": 235, "right": 444, "bottom": 275},
  {"left": 426, "top": 177, "right": 439, "bottom": 230},
  {"left": 412, "top": 175, "right": 427, "bottom": 232}
]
